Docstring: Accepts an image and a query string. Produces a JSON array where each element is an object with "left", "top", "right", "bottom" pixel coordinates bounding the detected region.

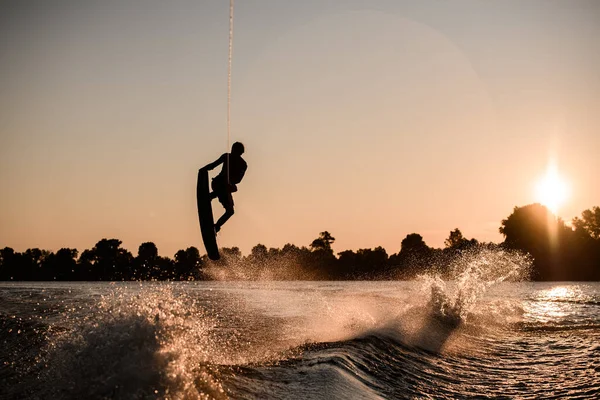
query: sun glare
[
  {"left": 534, "top": 164, "right": 569, "bottom": 214},
  {"left": 544, "top": 286, "right": 571, "bottom": 299}
]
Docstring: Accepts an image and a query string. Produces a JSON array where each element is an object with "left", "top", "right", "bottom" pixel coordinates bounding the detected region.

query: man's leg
[
  {"left": 209, "top": 177, "right": 222, "bottom": 200},
  {"left": 215, "top": 187, "right": 234, "bottom": 233},
  {"left": 215, "top": 207, "right": 234, "bottom": 232}
]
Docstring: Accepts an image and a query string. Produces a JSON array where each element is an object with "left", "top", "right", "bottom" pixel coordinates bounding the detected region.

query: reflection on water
[
  {"left": 1, "top": 281, "right": 599, "bottom": 400},
  {"left": 526, "top": 297, "right": 569, "bottom": 323},
  {"left": 542, "top": 286, "right": 574, "bottom": 299},
  {"left": 524, "top": 284, "right": 593, "bottom": 325}
]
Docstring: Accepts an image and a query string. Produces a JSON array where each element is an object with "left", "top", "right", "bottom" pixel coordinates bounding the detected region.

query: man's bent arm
[{"left": 201, "top": 154, "right": 226, "bottom": 171}]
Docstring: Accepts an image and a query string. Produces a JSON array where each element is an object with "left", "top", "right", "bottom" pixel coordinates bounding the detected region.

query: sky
[{"left": 1, "top": 0, "right": 599, "bottom": 258}]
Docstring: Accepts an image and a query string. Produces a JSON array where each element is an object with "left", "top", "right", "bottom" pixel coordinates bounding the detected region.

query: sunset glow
[
  {"left": 535, "top": 165, "right": 570, "bottom": 215},
  {"left": 0, "top": 1, "right": 598, "bottom": 256}
]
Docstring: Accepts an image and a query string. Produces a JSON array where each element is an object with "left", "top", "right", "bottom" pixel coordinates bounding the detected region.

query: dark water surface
[{"left": 2, "top": 278, "right": 599, "bottom": 399}]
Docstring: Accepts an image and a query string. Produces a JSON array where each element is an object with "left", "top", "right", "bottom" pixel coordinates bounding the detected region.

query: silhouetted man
[{"left": 201, "top": 142, "right": 247, "bottom": 233}]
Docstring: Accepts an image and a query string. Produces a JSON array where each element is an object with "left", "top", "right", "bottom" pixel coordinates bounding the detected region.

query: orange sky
[{"left": 1, "top": 1, "right": 599, "bottom": 257}]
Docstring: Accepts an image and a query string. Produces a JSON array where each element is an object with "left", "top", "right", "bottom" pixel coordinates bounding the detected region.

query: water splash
[
  {"left": 202, "top": 254, "right": 312, "bottom": 281},
  {"left": 37, "top": 284, "right": 227, "bottom": 400},
  {"left": 395, "top": 247, "right": 533, "bottom": 352},
  {"left": 420, "top": 247, "right": 531, "bottom": 322}
]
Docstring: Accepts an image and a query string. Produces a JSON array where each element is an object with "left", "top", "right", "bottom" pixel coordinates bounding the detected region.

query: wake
[
  {"left": 23, "top": 248, "right": 531, "bottom": 399},
  {"left": 35, "top": 285, "right": 226, "bottom": 400}
]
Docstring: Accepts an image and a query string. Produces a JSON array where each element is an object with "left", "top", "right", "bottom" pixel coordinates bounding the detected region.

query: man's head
[{"left": 232, "top": 142, "right": 245, "bottom": 156}]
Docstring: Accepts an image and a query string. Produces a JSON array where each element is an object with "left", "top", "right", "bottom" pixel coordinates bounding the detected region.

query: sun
[{"left": 534, "top": 164, "right": 570, "bottom": 214}]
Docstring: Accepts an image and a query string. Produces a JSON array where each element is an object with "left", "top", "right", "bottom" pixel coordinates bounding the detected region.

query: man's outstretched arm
[{"left": 201, "top": 154, "right": 226, "bottom": 171}]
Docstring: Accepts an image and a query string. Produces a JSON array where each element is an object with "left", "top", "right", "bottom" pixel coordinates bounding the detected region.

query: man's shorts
[{"left": 211, "top": 176, "right": 234, "bottom": 210}]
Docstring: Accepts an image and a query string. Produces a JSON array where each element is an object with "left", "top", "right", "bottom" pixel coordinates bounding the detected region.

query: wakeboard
[{"left": 197, "top": 169, "right": 220, "bottom": 260}]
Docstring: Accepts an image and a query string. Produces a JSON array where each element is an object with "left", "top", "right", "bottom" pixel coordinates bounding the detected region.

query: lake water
[{"left": 2, "top": 278, "right": 599, "bottom": 399}]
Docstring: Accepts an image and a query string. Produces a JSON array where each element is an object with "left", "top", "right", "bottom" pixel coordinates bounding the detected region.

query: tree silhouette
[
  {"left": 500, "top": 204, "right": 574, "bottom": 280},
  {"left": 174, "top": 246, "right": 202, "bottom": 280},
  {"left": 307, "top": 232, "right": 337, "bottom": 279},
  {"left": 570, "top": 207, "right": 600, "bottom": 280},
  {"left": 135, "top": 242, "right": 159, "bottom": 280},
  {"left": 279, "top": 243, "right": 310, "bottom": 277},
  {"left": 138, "top": 242, "right": 158, "bottom": 261},
  {"left": 77, "top": 249, "right": 96, "bottom": 280},
  {"left": 0, "top": 247, "right": 17, "bottom": 280},
  {"left": 444, "top": 228, "right": 478, "bottom": 252},
  {"left": 221, "top": 247, "right": 242, "bottom": 265},
  {"left": 269, "top": 246, "right": 283, "bottom": 259},
  {"left": 43, "top": 248, "right": 78, "bottom": 280},
  {"left": 572, "top": 207, "right": 600, "bottom": 240},
  {"left": 85, "top": 239, "right": 134, "bottom": 280},
  {"left": 337, "top": 250, "right": 358, "bottom": 278},
  {"left": 249, "top": 244, "right": 268, "bottom": 262},
  {"left": 310, "top": 231, "right": 335, "bottom": 253},
  {"left": 281, "top": 243, "right": 302, "bottom": 257},
  {"left": 3, "top": 203, "right": 600, "bottom": 282},
  {"left": 445, "top": 229, "right": 465, "bottom": 249},
  {"left": 386, "top": 234, "right": 435, "bottom": 278},
  {"left": 343, "top": 247, "right": 389, "bottom": 279},
  {"left": 400, "top": 233, "right": 429, "bottom": 255},
  {"left": 23, "top": 248, "right": 48, "bottom": 280},
  {"left": 253, "top": 244, "right": 268, "bottom": 256}
]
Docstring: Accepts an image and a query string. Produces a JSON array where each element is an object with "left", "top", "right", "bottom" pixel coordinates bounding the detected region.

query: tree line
[{"left": 1, "top": 204, "right": 599, "bottom": 281}]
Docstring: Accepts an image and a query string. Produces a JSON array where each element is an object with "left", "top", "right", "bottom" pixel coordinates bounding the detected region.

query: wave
[
  {"left": 7, "top": 285, "right": 227, "bottom": 400},
  {"left": 4, "top": 285, "right": 598, "bottom": 400},
  {"left": 536, "top": 298, "right": 600, "bottom": 307},
  {"left": 4, "top": 248, "right": 598, "bottom": 399},
  {"left": 516, "top": 322, "right": 600, "bottom": 332},
  {"left": 222, "top": 326, "right": 599, "bottom": 399},
  {"left": 44, "top": 248, "right": 525, "bottom": 398}
]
